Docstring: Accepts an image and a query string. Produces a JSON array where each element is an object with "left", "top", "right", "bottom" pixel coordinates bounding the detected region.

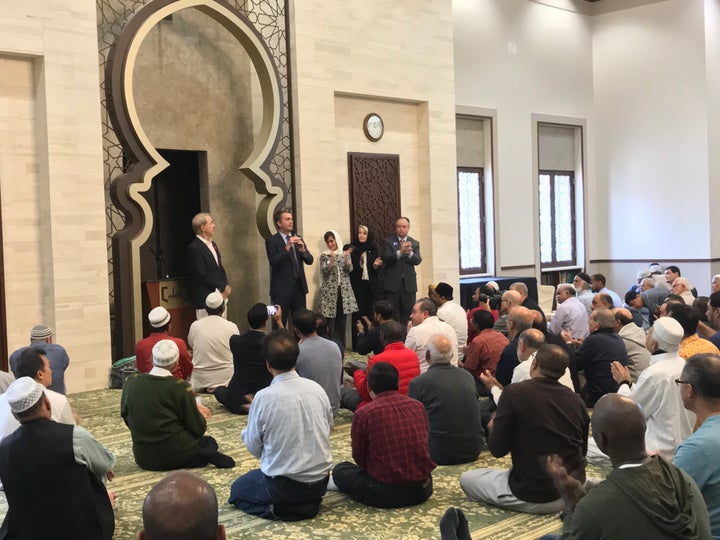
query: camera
[{"left": 267, "top": 305, "right": 277, "bottom": 316}]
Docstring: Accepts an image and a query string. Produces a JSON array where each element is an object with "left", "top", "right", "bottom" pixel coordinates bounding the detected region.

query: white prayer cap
[
  {"left": 6, "top": 377, "right": 44, "bottom": 414},
  {"left": 652, "top": 317, "right": 684, "bottom": 351},
  {"left": 152, "top": 339, "right": 179, "bottom": 368},
  {"left": 148, "top": 306, "right": 171, "bottom": 328},
  {"left": 205, "top": 291, "right": 224, "bottom": 309},
  {"left": 486, "top": 281, "right": 499, "bottom": 291}
]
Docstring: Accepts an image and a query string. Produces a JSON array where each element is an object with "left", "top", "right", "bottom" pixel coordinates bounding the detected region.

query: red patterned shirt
[
  {"left": 351, "top": 391, "right": 435, "bottom": 483},
  {"left": 463, "top": 328, "right": 509, "bottom": 377}
]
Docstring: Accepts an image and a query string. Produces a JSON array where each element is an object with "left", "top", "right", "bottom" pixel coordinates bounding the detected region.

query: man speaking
[{"left": 266, "top": 209, "right": 313, "bottom": 325}]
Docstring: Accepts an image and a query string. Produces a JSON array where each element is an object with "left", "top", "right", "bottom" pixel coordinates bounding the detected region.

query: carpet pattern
[{"left": 0, "top": 385, "right": 610, "bottom": 539}]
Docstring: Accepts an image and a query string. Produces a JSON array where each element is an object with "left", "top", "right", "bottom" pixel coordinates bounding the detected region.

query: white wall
[{"left": 453, "top": 0, "right": 594, "bottom": 272}]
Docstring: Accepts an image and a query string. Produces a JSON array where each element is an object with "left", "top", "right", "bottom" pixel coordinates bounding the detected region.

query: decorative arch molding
[{"left": 105, "top": 0, "right": 286, "bottom": 356}]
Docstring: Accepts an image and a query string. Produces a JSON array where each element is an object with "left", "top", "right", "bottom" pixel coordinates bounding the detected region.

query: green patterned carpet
[{"left": 0, "top": 386, "right": 609, "bottom": 539}]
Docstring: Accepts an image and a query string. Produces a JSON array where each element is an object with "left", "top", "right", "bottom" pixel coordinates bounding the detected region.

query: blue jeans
[{"left": 229, "top": 469, "right": 328, "bottom": 521}]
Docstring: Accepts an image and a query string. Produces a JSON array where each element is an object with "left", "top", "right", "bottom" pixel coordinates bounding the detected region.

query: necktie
[{"left": 287, "top": 235, "right": 299, "bottom": 277}]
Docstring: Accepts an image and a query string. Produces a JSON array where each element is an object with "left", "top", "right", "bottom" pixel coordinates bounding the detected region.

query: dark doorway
[{"left": 139, "top": 149, "right": 204, "bottom": 282}]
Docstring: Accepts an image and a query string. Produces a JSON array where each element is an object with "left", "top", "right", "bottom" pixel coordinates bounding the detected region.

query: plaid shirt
[{"left": 351, "top": 391, "right": 435, "bottom": 483}]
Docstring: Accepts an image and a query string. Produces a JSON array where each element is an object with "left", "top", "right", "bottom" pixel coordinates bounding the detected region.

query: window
[
  {"left": 539, "top": 170, "right": 575, "bottom": 267},
  {"left": 458, "top": 167, "right": 486, "bottom": 274}
]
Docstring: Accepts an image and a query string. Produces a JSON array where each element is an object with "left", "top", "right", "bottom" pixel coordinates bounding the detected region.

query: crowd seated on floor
[{"left": 2, "top": 264, "right": 720, "bottom": 539}]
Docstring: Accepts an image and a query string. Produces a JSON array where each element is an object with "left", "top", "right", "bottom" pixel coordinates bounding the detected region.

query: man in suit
[
  {"left": 381, "top": 217, "right": 422, "bottom": 323},
  {"left": 186, "top": 213, "right": 231, "bottom": 319},
  {"left": 266, "top": 209, "right": 313, "bottom": 326}
]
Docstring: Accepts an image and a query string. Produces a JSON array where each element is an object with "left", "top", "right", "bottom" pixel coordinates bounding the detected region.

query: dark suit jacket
[
  {"left": 186, "top": 237, "right": 228, "bottom": 309},
  {"left": 224, "top": 330, "right": 272, "bottom": 412},
  {"left": 265, "top": 232, "right": 313, "bottom": 298},
  {"left": 380, "top": 235, "right": 421, "bottom": 294}
]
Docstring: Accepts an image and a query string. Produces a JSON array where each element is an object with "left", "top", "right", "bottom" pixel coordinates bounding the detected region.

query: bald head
[
  {"left": 426, "top": 334, "right": 454, "bottom": 365},
  {"left": 501, "top": 290, "right": 523, "bottom": 314},
  {"left": 139, "top": 471, "right": 225, "bottom": 540},
  {"left": 508, "top": 306, "right": 534, "bottom": 339},
  {"left": 591, "top": 394, "right": 647, "bottom": 466},
  {"left": 613, "top": 308, "right": 634, "bottom": 329}
]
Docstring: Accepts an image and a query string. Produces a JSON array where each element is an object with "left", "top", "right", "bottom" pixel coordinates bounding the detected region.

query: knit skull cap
[
  {"left": 486, "top": 281, "right": 499, "bottom": 291},
  {"left": 652, "top": 317, "right": 684, "bottom": 350},
  {"left": 575, "top": 272, "right": 591, "bottom": 284},
  {"left": 205, "top": 291, "right": 224, "bottom": 309},
  {"left": 435, "top": 282, "right": 454, "bottom": 300},
  {"left": 648, "top": 263, "right": 664, "bottom": 274},
  {"left": 6, "top": 377, "right": 44, "bottom": 414},
  {"left": 636, "top": 270, "right": 651, "bottom": 280},
  {"left": 30, "top": 325, "right": 53, "bottom": 340},
  {"left": 152, "top": 339, "right": 179, "bottom": 367},
  {"left": 148, "top": 306, "right": 171, "bottom": 328}
]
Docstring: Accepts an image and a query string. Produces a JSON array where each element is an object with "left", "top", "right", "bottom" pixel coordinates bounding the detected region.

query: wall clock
[{"left": 363, "top": 113, "right": 384, "bottom": 142}]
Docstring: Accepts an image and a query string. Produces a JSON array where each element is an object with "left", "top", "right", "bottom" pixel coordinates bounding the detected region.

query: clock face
[{"left": 364, "top": 113, "right": 384, "bottom": 141}]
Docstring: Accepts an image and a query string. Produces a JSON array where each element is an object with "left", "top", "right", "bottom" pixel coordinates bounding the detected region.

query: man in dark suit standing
[
  {"left": 186, "top": 213, "right": 231, "bottom": 319},
  {"left": 266, "top": 209, "right": 313, "bottom": 325},
  {"left": 381, "top": 217, "right": 422, "bottom": 323}
]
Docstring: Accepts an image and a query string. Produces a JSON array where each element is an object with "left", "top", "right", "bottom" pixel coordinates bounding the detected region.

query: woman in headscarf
[
  {"left": 318, "top": 230, "right": 358, "bottom": 348},
  {"left": 349, "top": 225, "right": 383, "bottom": 350}
]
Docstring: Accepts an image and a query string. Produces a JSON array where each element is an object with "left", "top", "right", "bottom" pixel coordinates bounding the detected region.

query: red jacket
[
  {"left": 134, "top": 333, "right": 193, "bottom": 380},
  {"left": 353, "top": 342, "right": 420, "bottom": 408}
]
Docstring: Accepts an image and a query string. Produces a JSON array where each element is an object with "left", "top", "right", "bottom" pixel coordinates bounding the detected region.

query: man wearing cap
[
  {"left": 431, "top": 282, "right": 467, "bottom": 362},
  {"left": 186, "top": 212, "right": 231, "bottom": 320},
  {"left": 9, "top": 323, "right": 69, "bottom": 394},
  {"left": 0, "top": 377, "right": 115, "bottom": 538},
  {"left": 135, "top": 306, "right": 193, "bottom": 380},
  {"left": 0, "top": 348, "right": 75, "bottom": 441},
  {"left": 187, "top": 291, "right": 240, "bottom": 393},
  {"left": 586, "top": 317, "right": 694, "bottom": 465},
  {"left": 122, "top": 339, "right": 235, "bottom": 471},
  {"left": 572, "top": 273, "right": 593, "bottom": 314}
]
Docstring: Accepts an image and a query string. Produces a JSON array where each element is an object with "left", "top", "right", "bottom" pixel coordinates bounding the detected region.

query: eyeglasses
[{"left": 675, "top": 379, "right": 691, "bottom": 386}]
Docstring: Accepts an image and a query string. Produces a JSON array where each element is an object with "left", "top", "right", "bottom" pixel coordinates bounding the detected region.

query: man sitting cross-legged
[
  {"left": 229, "top": 330, "right": 333, "bottom": 521},
  {"left": 544, "top": 394, "right": 711, "bottom": 539},
  {"left": 409, "top": 335, "right": 484, "bottom": 465},
  {"left": 138, "top": 471, "right": 226, "bottom": 540},
  {"left": 214, "top": 303, "right": 281, "bottom": 414},
  {"left": 460, "top": 344, "right": 589, "bottom": 514},
  {"left": 332, "top": 362, "right": 436, "bottom": 508},
  {"left": 341, "top": 321, "right": 419, "bottom": 411},
  {"left": 121, "top": 340, "right": 235, "bottom": 471},
  {"left": 586, "top": 317, "right": 695, "bottom": 465},
  {"left": 0, "top": 377, "right": 116, "bottom": 539}
]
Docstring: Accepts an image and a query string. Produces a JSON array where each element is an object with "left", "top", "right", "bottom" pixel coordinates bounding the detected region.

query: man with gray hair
[
  {"left": 675, "top": 353, "right": 720, "bottom": 539},
  {"left": 575, "top": 308, "right": 628, "bottom": 407},
  {"left": 408, "top": 335, "right": 484, "bottom": 465},
  {"left": 671, "top": 277, "right": 695, "bottom": 305},
  {"left": 549, "top": 284, "right": 589, "bottom": 340},
  {"left": 138, "top": 471, "right": 226, "bottom": 540},
  {"left": 510, "top": 282, "right": 546, "bottom": 324},
  {"left": 711, "top": 274, "right": 720, "bottom": 294},
  {"left": 585, "top": 317, "right": 694, "bottom": 465},
  {"left": 186, "top": 213, "right": 231, "bottom": 319},
  {"left": 0, "top": 377, "right": 116, "bottom": 538},
  {"left": 122, "top": 339, "right": 235, "bottom": 471},
  {"left": 512, "top": 329, "right": 574, "bottom": 390},
  {"left": 613, "top": 308, "right": 650, "bottom": 382},
  {"left": 9, "top": 324, "right": 69, "bottom": 394},
  {"left": 493, "top": 307, "right": 534, "bottom": 386},
  {"left": 405, "top": 298, "right": 458, "bottom": 372}
]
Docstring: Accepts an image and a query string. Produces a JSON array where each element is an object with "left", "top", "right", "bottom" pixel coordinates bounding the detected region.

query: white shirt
[
  {"left": 511, "top": 353, "right": 574, "bottom": 391},
  {"left": 437, "top": 301, "right": 468, "bottom": 361},
  {"left": 618, "top": 351, "right": 695, "bottom": 460},
  {"left": 188, "top": 315, "right": 239, "bottom": 391},
  {"left": 196, "top": 234, "right": 218, "bottom": 266},
  {"left": 243, "top": 371, "right": 333, "bottom": 482},
  {"left": 405, "top": 316, "right": 458, "bottom": 372}
]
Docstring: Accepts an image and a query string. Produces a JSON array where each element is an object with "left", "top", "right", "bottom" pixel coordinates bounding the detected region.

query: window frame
[
  {"left": 457, "top": 166, "right": 487, "bottom": 275},
  {"left": 539, "top": 169, "right": 576, "bottom": 269}
]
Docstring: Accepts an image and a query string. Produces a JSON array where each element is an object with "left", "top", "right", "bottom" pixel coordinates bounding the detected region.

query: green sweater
[{"left": 121, "top": 373, "right": 206, "bottom": 470}]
